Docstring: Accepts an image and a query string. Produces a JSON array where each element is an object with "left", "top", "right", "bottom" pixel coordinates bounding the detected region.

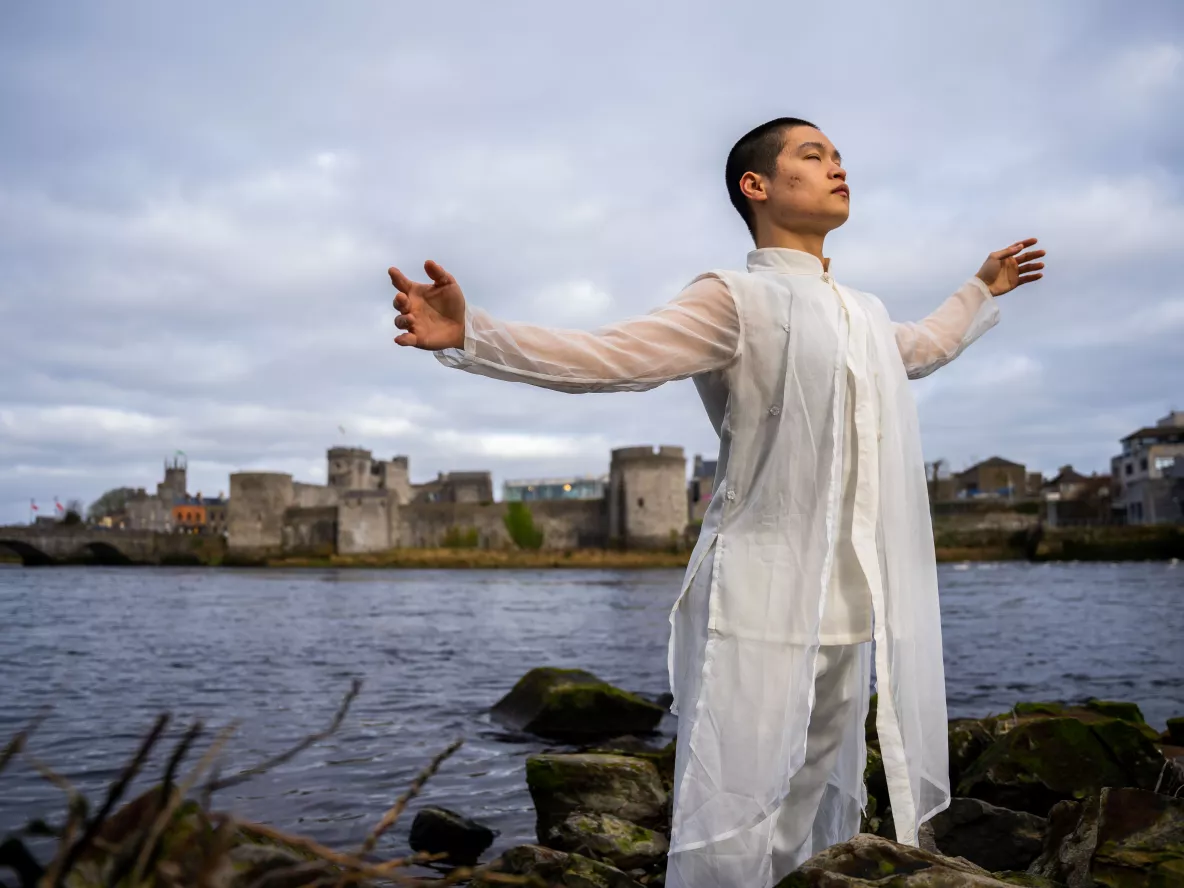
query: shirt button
[
  {"left": 768, "top": 405, "right": 781, "bottom": 416},
  {"left": 725, "top": 489, "right": 736, "bottom": 502},
  {"left": 782, "top": 323, "right": 790, "bottom": 332},
  {"left": 821, "top": 273, "right": 831, "bottom": 283}
]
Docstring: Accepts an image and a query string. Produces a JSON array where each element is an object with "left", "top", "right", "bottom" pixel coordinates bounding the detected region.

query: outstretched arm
[
  {"left": 894, "top": 238, "right": 1045, "bottom": 379},
  {"left": 389, "top": 262, "right": 740, "bottom": 393}
]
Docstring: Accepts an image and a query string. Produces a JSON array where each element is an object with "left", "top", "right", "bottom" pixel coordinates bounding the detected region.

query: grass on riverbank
[{"left": 263, "top": 547, "right": 693, "bottom": 570}]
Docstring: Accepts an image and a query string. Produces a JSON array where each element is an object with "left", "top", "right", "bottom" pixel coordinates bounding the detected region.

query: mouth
[{"left": 832, "top": 185, "right": 850, "bottom": 198}]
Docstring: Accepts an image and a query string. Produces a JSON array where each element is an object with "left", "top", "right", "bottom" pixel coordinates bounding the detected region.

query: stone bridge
[{"left": 0, "top": 525, "right": 224, "bottom": 566}]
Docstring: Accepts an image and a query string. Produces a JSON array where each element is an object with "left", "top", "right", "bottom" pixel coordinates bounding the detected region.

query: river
[{"left": 1, "top": 561, "right": 1180, "bottom": 865}]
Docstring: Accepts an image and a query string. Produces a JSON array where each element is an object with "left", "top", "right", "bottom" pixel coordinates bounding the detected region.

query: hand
[
  {"left": 975, "top": 238, "right": 1045, "bottom": 296},
  {"left": 389, "top": 260, "right": 466, "bottom": 350}
]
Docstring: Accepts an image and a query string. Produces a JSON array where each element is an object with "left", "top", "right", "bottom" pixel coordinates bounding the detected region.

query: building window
[
  {"left": 1154, "top": 456, "right": 1176, "bottom": 472},
  {"left": 1140, "top": 458, "right": 1148, "bottom": 471},
  {"left": 1125, "top": 463, "right": 1133, "bottom": 476},
  {"left": 637, "top": 497, "right": 645, "bottom": 508}
]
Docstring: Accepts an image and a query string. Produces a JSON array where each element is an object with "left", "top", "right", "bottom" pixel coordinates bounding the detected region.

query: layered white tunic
[{"left": 435, "top": 247, "right": 999, "bottom": 860}]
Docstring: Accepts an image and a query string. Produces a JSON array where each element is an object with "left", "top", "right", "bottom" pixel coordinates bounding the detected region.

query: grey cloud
[{"left": 1, "top": 0, "right": 1182, "bottom": 520}]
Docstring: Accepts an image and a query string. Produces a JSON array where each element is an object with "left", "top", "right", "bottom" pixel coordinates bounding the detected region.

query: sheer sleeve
[
  {"left": 433, "top": 275, "right": 740, "bottom": 393},
  {"left": 892, "top": 277, "right": 1000, "bottom": 380}
]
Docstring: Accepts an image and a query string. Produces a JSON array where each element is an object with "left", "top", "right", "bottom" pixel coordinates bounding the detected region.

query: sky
[{"left": 1, "top": 1, "right": 1182, "bottom": 522}]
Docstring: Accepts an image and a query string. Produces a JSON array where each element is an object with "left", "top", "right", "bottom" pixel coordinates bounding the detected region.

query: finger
[
  {"left": 1017, "top": 273, "right": 1043, "bottom": 286},
  {"left": 424, "top": 260, "right": 453, "bottom": 285},
  {"left": 389, "top": 266, "right": 419, "bottom": 294},
  {"left": 394, "top": 331, "right": 419, "bottom": 347},
  {"left": 1014, "top": 249, "right": 1046, "bottom": 264},
  {"left": 394, "top": 313, "right": 414, "bottom": 331},
  {"left": 393, "top": 291, "right": 411, "bottom": 312},
  {"left": 990, "top": 243, "right": 1024, "bottom": 260},
  {"left": 991, "top": 238, "right": 1039, "bottom": 260},
  {"left": 1017, "top": 262, "right": 1045, "bottom": 274}
]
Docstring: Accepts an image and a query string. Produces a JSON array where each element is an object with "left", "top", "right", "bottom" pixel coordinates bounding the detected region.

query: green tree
[
  {"left": 88, "top": 487, "right": 138, "bottom": 521},
  {"left": 503, "top": 502, "right": 543, "bottom": 550}
]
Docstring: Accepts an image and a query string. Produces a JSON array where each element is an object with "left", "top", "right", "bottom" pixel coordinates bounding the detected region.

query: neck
[{"left": 753, "top": 226, "right": 829, "bottom": 270}]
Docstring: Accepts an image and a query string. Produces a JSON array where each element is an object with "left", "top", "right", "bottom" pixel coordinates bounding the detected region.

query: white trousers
[{"left": 666, "top": 643, "right": 869, "bottom": 888}]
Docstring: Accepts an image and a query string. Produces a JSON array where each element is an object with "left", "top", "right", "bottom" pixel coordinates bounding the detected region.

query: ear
[{"left": 738, "top": 171, "right": 768, "bottom": 203}]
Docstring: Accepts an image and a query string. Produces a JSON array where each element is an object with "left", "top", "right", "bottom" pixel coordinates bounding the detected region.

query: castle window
[{"left": 638, "top": 497, "right": 645, "bottom": 508}]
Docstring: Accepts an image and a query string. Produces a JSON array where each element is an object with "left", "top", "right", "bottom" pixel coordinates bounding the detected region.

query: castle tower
[
  {"left": 327, "top": 447, "right": 375, "bottom": 491},
  {"left": 379, "top": 455, "right": 414, "bottom": 504},
  {"left": 157, "top": 455, "right": 188, "bottom": 503},
  {"left": 227, "top": 472, "right": 295, "bottom": 553},
  {"left": 608, "top": 445, "right": 687, "bottom": 549}
]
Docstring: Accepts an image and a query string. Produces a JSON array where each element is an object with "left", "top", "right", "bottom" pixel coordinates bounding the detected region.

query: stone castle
[{"left": 227, "top": 445, "right": 689, "bottom": 557}]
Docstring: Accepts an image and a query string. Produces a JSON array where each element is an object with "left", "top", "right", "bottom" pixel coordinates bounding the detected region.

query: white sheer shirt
[{"left": 440, "top": 266, "right": 995, "bottom": 641}]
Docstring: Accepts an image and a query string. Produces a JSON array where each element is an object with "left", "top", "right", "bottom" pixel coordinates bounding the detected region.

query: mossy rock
[
  {"left": 864, "top": 746, "right": 887, "bottom": 819},
  {"left": 526, "top": 753, "right": 669, "bottom": 841},
  {"left": 58, "top": 786, "right": 225, "bottom": 887},
  {"left": 1089, "top": 717, "right": 1168, "bottom": 790},
  {"left": 589, "top": 738, "right": 676, "bottom": 791},
  {"left": 775, "top": 832, "right": 1015, "bottom": 886},
  {"left": 990, "top": 873, "right": 1064, "bottom": 887},
  {"left": 995, "top": 700, "right": 1161, "bottom": 742},
  {"left": 1084, "top": 698, "right": 1146, "bottom": 724},
  {"left": 1166, "top": 717, "right": 1184, "bottom": 746},
  {"left": 949, "top": 718, "right": 998, "bottom": 788},
  {"left": 471, "top": 843, "right": 644, "bottom": 888},
  {"left": 1030, "top": 787, "right": 1184, "bottom": 887},
  {"left": 493, "top": 668, "right": 665, "bottom": 740},
  {"left": 1013, "top": 702, "right": 1067, "bottom": 718},
  {"left": 544, "top": 811, "right": 668, "bottom": 870},
  {"left": 957, "top": 717, "right": 1166, "bottom": 816}
]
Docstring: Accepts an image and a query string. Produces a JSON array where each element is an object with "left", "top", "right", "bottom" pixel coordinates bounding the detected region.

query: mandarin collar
[{"left": 746, "top": 247, "right": 831, "bottom": 276}]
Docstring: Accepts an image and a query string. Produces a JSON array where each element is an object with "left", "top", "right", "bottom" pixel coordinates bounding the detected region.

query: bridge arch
[
  {"left": 80, "top": 541, "right": 136, "bottom": 565},
  {"left": 0, "top": 539, "right": 57, "bottom": 566}
]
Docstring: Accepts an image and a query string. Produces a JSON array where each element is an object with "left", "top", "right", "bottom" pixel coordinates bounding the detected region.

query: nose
[{"left": 830, "top": 164, "right": 846, "bottom": 181}]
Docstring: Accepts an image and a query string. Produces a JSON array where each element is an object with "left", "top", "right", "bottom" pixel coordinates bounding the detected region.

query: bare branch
[
  {"left": 356, "top": 738, "right": 464, "bottom": 861},
  {"left": 206, "top": 678, "right": 362, "bottom": 794}
]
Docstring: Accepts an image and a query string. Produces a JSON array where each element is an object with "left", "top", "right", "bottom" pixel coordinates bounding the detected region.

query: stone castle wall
[
  {"left": 282, "top": 506, "right": 337, "bottom": 553},
  {"left": 390, "top": 498, "right": 606, "bottom": 550},
  {"left": 228, "top": 472, "right": 295, "bottom": 553},
  {"left": 230, "top": 444, "right": 687, "bottom": 556},
  {"left": 338, "top": 492, "right": 392, "bottom": 554},
  {"left": 609, "top": 446, "right": 687, "bottom": 548},
  {"left": 293, "top": 482, "right": 340, "bottom": 509}
]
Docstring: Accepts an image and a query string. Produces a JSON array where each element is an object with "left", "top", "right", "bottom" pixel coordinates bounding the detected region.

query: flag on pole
[
  {"left": 54, "top": 496, "right": 64, "bottom": 513},
  {"left": 30, "top": 499, "right": 38, "bottom": 512},
  {"left": 338, "top": 425, "right": 346, "bottom": 436}
]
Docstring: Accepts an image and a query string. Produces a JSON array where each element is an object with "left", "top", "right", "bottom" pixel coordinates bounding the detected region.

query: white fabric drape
[{"left": 434, "top": 249, "right": 1000, "bottom": 887}]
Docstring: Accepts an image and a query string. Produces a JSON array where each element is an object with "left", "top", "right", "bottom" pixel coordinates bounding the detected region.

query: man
[{"left": 388, "top": 117, "right": 1044, "bottom": 887}]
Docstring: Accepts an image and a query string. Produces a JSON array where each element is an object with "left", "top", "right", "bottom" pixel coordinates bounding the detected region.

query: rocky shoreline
[
  {"left": 454, "top": 669, "right": 1184, "bottom": 887},
  {"left": 4, "top": 669, "right": 1182, "bottom": 887}
]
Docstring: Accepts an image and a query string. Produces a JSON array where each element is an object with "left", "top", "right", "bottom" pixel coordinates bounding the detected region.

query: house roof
[
  {"left": 957, "top": 456, "right": 1025, "bottom": 477},
  {"left": 1121, "top": 426, "right": 1184, "bottom": 443}
]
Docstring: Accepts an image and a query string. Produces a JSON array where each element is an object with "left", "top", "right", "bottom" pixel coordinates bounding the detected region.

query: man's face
[{"left": 749, "top": 126, "right": 850, "bottom": 235}]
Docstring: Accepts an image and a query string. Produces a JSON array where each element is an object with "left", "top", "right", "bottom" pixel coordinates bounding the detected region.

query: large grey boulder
[
  {"left": 526, "top": 753, "right": 669, "bottom": 841},
  {"left": 928, "top": 797, "right": 1047, "bottom": 873},
  {"left": 774, "top": 832, "right": 1022, "bottom": 887},
  {"left": 1028, "top": 786, "right": 1184, "bottom": 887},
  {"left": 544, "top": 811, "right": 669, "bottom": 870},
  {"left": 957, "top": 716, "right": 1167, "bottom": 815},
  {"left": 470, "top": 843, "right": 644, "bottom": 888},
  {"left": 492, "top": 668, "right": 665, "bottom": 740}
]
